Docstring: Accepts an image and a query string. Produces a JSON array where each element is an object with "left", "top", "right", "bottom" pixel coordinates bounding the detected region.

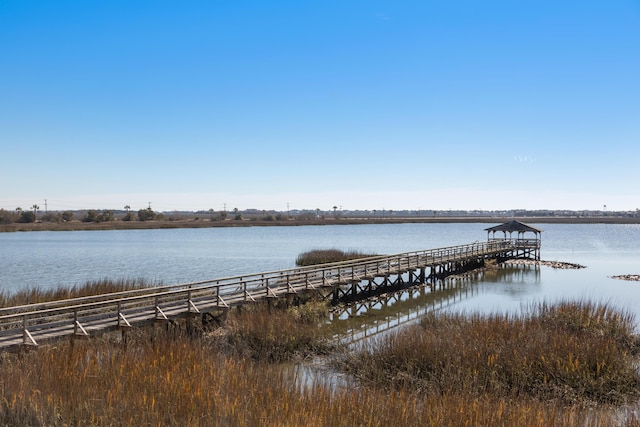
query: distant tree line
[
  {"left": 0, "top": 208, "right": 76, "bottom": 224},
  {"left": 83, "top": 207, "right": 163, "bottom": 223},
  {"left": 3, "top": 206, "right": 639, "bottom": 226},
  {"left": 0, "top": 207, "right": 163, "bottom": 224}
]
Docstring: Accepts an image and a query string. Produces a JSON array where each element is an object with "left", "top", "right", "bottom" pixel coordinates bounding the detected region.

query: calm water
[{"left": 1, "top": 223, "right": 639, "bottom": 319}]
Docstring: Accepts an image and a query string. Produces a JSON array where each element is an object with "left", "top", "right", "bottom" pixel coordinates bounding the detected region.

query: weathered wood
[{"left": 0, "top": 239, "right": 539, "bottom": 350}]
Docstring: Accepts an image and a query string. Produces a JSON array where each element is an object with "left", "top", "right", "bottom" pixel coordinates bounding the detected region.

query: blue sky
[{"left": 1, "top": 1, "right": 639, "bottom": 212}]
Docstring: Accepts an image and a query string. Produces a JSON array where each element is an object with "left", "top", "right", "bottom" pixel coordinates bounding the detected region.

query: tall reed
[
  {"left": 214, "top": 300, "right": 334, "bottom": 361},
  {"left": 296, "top": 249, "right": 379, "bottom": 266},
  {"left": 342, "top": 300, "right": 640, "bottom": 406},
  {"left": 2, "top": 333, "right": 637, "bottom": 426},
  {"left": 0, "top": 278, "right": 156, "bottom": 308}
]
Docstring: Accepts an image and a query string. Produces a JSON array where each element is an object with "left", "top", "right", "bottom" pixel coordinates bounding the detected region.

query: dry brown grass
[
  {"left": 0, "top": 278, "right": 156, "bottom": 308},
  {"left": 1, "top": 287, "right": 639, "bottom": 426},
  {"left": 342, "top": 300, "right": 640, "bottom": 407},
  {"left": 211, "top": 300, "right": 336, "bottom": 362},
  {"left": 295, "top": 249, "right": 379, "bottom": 266},
  {"left": 1, "top": 334, "right": 637, "bottom": 426}
]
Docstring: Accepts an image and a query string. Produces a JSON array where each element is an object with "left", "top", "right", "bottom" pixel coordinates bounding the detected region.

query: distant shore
[{"left": 1, "top": 215, "right": 639, "bottom": 233}]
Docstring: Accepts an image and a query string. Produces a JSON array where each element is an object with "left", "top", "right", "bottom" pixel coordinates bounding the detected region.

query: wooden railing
[
  {"left": 489, "top": 237, "right": 540, "bottom": 247},
  {"left": 0, "top": 240, "right": 525, "bottom": 349}
]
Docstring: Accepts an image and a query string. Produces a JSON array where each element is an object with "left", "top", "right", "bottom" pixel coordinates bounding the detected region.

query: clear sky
[{"left": 1, "top": 1, "right": 639, "bottom": 213}]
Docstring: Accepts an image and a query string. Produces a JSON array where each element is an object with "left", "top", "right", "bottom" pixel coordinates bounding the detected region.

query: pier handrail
[
  {"left": 0, "top": 241, "right": 500, "bottom": 315},
  {"left": 0, "top": 239, "right": 534, "bottom": 348}
]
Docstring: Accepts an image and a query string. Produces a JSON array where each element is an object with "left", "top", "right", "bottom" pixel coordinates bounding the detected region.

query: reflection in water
[
  {"left": 284, "top": 356, "right": 356, "bottom": 392},
  {"left": 329, "top": 263, "right": 541, "bottom": 348},
  {"left": 292, "top": 263, "right": 545, "bottom": 390},
  {"left": 475, "top": 263, "right": 541, "bottom": 285}
]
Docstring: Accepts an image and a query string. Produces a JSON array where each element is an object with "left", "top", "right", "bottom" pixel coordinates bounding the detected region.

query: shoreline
[
  {"left": 611, "top": 275, "right": 640, "bottom": 282},
  {"left": 2, "top": 215, "right": 640, "bottom": 233},
  {"left": 503, "top": 259, "right": 587, "bottom": 269}
]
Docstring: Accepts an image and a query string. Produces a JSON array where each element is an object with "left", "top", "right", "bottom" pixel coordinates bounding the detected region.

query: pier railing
[
  {"left": 489, "top": 237, "right": 540, "bottom": 247},
  {"left": 0, "top": 239, "right": 529, "bottom": 349}
]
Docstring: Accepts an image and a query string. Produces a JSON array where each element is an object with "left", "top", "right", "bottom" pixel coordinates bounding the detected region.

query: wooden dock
[{"left": 0, "top": 237, "right": 539, "bottom": 351}]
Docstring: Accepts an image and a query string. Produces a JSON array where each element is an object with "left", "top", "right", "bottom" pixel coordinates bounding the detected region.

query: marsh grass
[
  {"left": 213, "top": 300, "right": 335, "bottom": 361},
  {"left": 1, "top": 334, "right": 637, "bottom": 426},
  {"left": 296, "top": 248, "right": 379, "bottom": 266},
  {"left": 342, "top": 300, "right": 640, "bottom": 406},
  {"left": 0, "top": 278, "right": 156, "bottom": 308},
  {"left": 0, "top": 299, "right": 639, "bottom": 425}
]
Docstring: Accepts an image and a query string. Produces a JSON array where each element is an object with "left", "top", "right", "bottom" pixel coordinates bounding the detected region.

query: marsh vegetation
[
  {"left": 0, "top": 280, "right": 639, "bottom": 425},
  {"left": 342, "top": 301, "right": 640, "bottom": 406},
  {"left": 295, "top": 248, "right": 380, "bottom": 266},
  {"left": 0, "top": 278, "right": 155, "bottom": 308}
]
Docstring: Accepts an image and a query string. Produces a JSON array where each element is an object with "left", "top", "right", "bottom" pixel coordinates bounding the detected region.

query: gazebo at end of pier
[{"left": 485, "top": 220, "right": 542, "bottom": 260}]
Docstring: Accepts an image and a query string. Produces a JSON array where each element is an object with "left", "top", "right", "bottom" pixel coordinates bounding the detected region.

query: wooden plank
[{"left": 0, "top": 240, "right": 540, "bottom": 349}]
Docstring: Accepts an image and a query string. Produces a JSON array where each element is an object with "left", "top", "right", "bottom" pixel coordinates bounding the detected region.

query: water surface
[{"left": 1, "top": 223, "right": 639, "bottom": 321}]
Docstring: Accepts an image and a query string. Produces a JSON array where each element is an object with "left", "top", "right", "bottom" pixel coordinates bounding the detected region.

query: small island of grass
[{"left": 295, "top": 248, "right": 380, "bottom": 266}]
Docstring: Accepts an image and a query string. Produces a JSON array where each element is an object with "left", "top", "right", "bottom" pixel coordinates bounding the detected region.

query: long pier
[{"left": 0, "top": 238, "right": 539, "bottom": 351}]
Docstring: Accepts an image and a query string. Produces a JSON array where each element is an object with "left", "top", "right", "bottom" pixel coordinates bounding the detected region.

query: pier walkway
[{"left": 0, "top": 237, "right": 539, "bottom": 351}]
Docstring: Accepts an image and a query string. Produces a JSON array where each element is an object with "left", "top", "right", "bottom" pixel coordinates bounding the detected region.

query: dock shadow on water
[
  {"left": 293, "top": 263, "right": 543, "bottom": 389},
  {"left": 291, "top": 261, "right": 640, "bottom": 425},
  {"left": 330, "top": 262, "right": 541, "bottom": 349}
]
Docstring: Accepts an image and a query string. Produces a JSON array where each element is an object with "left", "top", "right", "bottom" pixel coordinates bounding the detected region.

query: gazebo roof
[{"left": 485, "top": 220, "right": 543, "bottom": 234}]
